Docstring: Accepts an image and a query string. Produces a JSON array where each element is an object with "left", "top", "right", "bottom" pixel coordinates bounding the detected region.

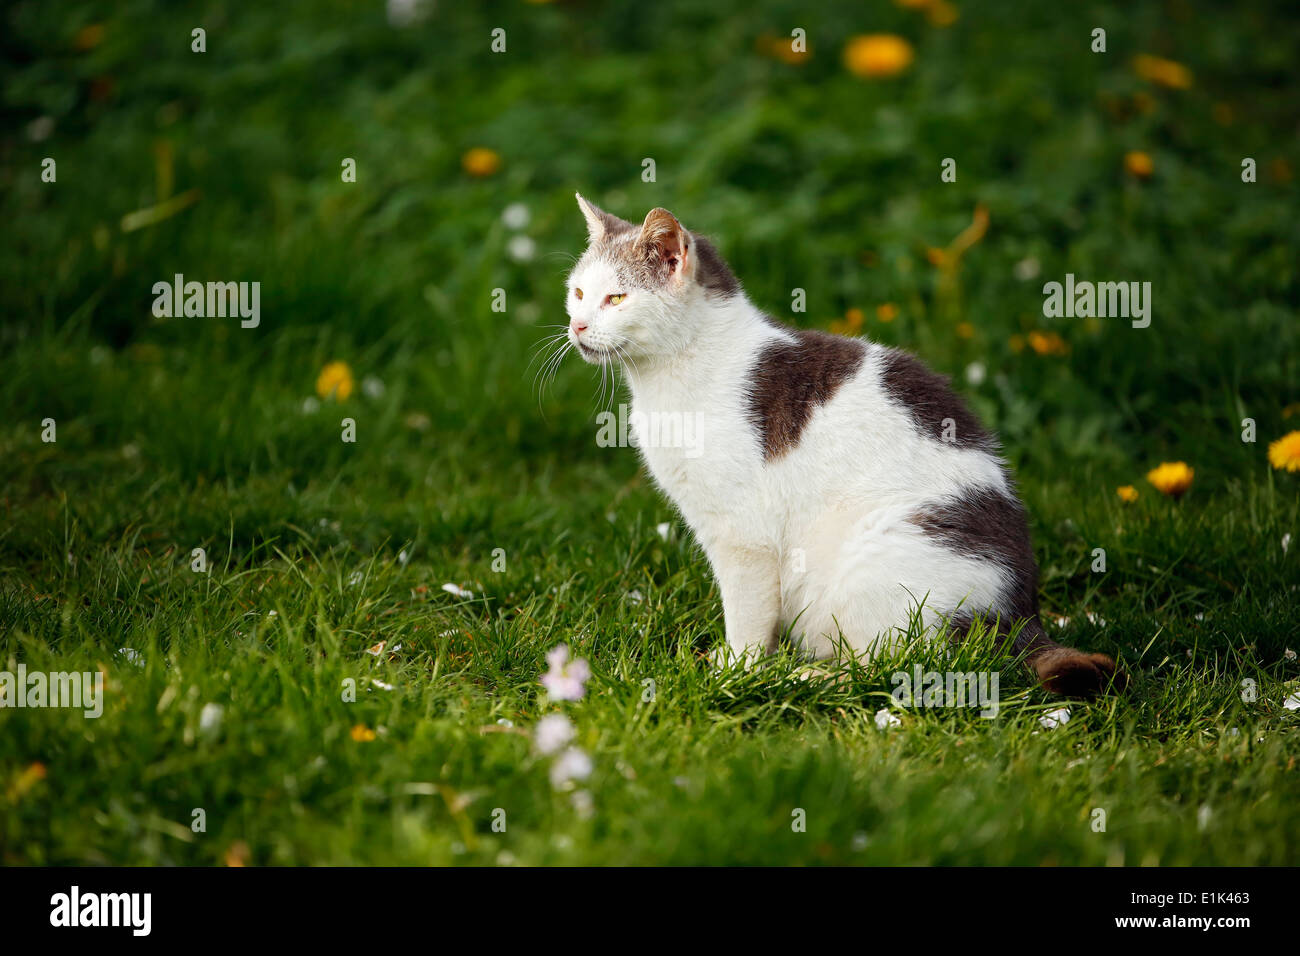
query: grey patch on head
[
  {"left": 589, "top": 226, "right": 740, "bottom": 299},
  {"left": 746, "top": 329, "right": 866, "bottom": 461},
  {"left": 590, "top": 206, "right": 637, "bottom": 240},
  {"left": 911, "top": 485, "right": 1040, "bottom": 638},
  {"left": 585, "top": 230, "right": 650, "bottom": 288},
  {"left": 877, "top": 347, "right": 993, "bottom": 449}
]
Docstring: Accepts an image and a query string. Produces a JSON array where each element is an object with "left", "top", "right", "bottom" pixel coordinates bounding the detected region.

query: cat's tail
[{"left": 1013, "top": 619, "right": 1127, "bottom": 697}]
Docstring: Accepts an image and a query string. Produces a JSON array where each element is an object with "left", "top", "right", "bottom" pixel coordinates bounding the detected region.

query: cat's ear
[
  {"left": 575, "top": 193, "right": 628, "bottom": 243},
  {"left": 635, "top": 207, "right": 690, "bottom": 281}
]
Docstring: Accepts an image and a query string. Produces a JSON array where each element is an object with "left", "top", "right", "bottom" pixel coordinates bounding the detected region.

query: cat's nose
[{"left": 570, "top": 317, "right": 588, "bottom": 335}]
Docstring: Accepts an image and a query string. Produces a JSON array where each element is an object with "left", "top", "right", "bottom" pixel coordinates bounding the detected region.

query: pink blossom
[{"left": 540, "top": 644, "right": 590, "bottom": 701}]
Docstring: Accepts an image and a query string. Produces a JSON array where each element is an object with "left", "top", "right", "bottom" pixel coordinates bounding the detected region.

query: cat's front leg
[{"left": 707, "top": 542, "right": 781, "bottom": 667}]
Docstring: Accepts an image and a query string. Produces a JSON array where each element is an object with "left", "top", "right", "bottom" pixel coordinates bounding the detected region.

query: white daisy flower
[
  {"left": 198, "top": 703, "right": 224, "bottom": 738},
  {"left": 501, "top": 203, "right": 530, "bottom": 230},
  {"left": 534, "top": 714, "right": 576, "bottom": 755},
  {"left": 540, "top": 644, "right": 590, "bottom": 701},
  {"left": 549, "top": 747, "right": 593, "bottom": 788},
  {"left": 1013, "top": 257, "right": 1040, "bottom": 281},
  {"left": 507, "top": 235, "right": 536, "bottom": 262},
  {"left": 1039, "top": 707, "right": 1071, "bottom": 730}
]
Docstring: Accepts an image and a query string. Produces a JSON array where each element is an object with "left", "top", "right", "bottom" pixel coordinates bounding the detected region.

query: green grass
[{"left": 1, "top": 0, "right": 1298, "bottom": 865}]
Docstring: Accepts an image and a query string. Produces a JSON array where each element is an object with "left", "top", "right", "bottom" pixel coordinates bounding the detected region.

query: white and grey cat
[{"left": 563, "top": 194, "right": 1121, "bottom": 696}]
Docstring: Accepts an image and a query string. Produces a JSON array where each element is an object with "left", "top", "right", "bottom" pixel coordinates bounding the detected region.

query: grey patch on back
[
  {"left": 910, "top": 485, "right": 1039, "bottom": 626},
  {"left": 747, "top": 329, "right": 866, "bottom": 461},
  {"left": 877, "top": 346, "right": 993, "bottom": 449},
  {"left": 923, "top": 490, "right": 1119, "bottom": 693}
]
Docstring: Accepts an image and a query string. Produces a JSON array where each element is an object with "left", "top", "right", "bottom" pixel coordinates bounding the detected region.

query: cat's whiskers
[
  {"left": 526, "top": 329, "right": 569, "bottom": 367},
  {"left": 530, "top": 332, "right": 574, "bottom": 410},
  {"left": 540, "top": 339, "right": 571, "bottom": 392},
  {"left": 594, "top": 348, "right": 613, "bottom": 414},
  {"left": 527, "top": 331, "right": 569, "bottom": 383},
  {"left": 609, "top": 341, "right": 635, "bottom": 389}
]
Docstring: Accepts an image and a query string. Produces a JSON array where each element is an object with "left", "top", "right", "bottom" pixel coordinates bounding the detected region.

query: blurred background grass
[{"left": 3, "top": 0, "right": 1296, "bottom": 477}]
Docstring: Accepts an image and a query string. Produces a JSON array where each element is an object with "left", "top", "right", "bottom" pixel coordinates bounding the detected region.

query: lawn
[{"left": 1, "top": 0, "right": 1298, "bottom": 865}]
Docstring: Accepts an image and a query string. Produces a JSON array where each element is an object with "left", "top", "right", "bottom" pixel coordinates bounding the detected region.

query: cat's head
[{"left": 565, "top": 194, "right": 739, "bottom": 365}]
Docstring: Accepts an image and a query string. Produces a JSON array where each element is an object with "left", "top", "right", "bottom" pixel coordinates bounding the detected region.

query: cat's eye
[
  {"left": 574, "top": 288, "right": 583, "bottom": 300},
  {"left": 606, "top": 293, "right": 626, "bottom": 306}
]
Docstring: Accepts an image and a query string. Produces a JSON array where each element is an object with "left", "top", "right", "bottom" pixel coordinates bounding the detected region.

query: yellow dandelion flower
[
  {"left": 1009, "top": 334, "right": 1026, "bottom": 354},
  {"left": 1133, "top": 53, "right": 1193, "bottom": 90},
  {"left": 1282, "top": 402, "right": 1300, "bottom": 419},
  {"left": 1147, "top": 461, "right": 1194, "bottom": 498},
  {"left": 757, "top": 32, "right": 811, "bottom": 65},
  {"left": 350, "top": 724, "right": 377, "bottom": 742},
  {"left": 1268, "top": 430, "right": 1300, "bottom": 472},
  {"left": 1028, "top": 330, "right": 1069, "bottom": 356},
  {"left": 224, "top": 841, "right": 251, "bottom": 867},
  {"left": 955, "top": 321, "right": 974, "bottom": 339},
  {"left": 1116, "top": 485, "right": 1139, "bottom": 503},
  {"left": 461, "top": 147, "right": 501, "bottom": 178},
  {"left": 876, "top": 303, "right": 898, "bottom": 322},
  {"left": 1125, "top": 150, "right": 1154, "bottom": 179},
  {"left": 844, "top": 34, "right": 914, "bottom": 78},
  {"left": 316, "top": 361, "right": 354, "bottom": 400}
]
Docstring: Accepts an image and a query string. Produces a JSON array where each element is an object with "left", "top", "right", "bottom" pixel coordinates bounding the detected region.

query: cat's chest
[{"left": 628, "top": 380, "right": 754, "bottom": 506}]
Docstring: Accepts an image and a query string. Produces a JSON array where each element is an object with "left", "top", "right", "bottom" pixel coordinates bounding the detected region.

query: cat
[{"left": 563, "top": 194, "right": 1123, "bottom": 696}]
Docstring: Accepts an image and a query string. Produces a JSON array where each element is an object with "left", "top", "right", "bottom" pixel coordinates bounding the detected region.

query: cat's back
[{"left": 745, "top": 329, "right": 1010, "bottom": 507}]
